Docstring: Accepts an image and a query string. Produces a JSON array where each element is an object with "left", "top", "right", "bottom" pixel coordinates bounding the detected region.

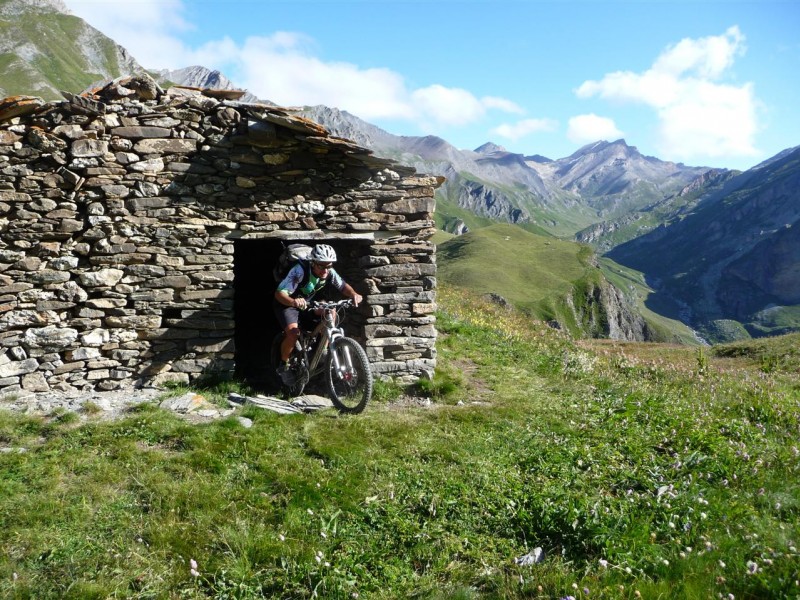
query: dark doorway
[{"left": 233, "top": 238, "right": 284, "bottom": 388}]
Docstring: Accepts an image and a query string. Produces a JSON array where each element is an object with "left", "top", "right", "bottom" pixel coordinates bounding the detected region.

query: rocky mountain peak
[{"left": 474, "top": 142, "right": 507, "bottom": 155}]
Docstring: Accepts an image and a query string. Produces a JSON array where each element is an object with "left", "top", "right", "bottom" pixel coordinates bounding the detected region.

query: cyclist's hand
[
  {"left": 294, "top": 298, "right": 307, "bottom": 309},
  {"left": 351, "top": 293, "right": 363, "bottom": 307}
]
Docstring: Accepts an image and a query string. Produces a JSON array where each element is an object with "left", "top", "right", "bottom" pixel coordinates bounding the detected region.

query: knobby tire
[
  {"left": 271, "top": 332, "right": 308, "bottom": 396},
  {"left": 326, "top": 337, "right": 372, "bottom": 414}
]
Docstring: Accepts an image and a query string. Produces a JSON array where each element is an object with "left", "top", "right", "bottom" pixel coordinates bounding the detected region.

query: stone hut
[{"left": 0, "top": 75, "right": 441, "bottom": 396}]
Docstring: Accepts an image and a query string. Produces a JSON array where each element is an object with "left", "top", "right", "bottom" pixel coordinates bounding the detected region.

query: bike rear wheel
[
  {"left": 271, "top": 332, "right": 309, "bottom": 396},
  {"left": 326, "top": 337, "right": 372, "bottom": 414}
]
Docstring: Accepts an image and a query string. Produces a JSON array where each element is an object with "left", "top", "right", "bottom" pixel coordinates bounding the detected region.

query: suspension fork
[{"left": 329, "top": 331, "right": 354, "bottom": 379}]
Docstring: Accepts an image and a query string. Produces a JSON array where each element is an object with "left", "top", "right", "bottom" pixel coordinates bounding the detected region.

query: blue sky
[{"left": 62, "top": 0, "right": 799, "bottom": 171}]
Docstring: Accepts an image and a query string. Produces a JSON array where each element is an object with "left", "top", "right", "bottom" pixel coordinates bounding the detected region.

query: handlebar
[{"left": 301, "top": 299, "right": 355, "bottom": 311}]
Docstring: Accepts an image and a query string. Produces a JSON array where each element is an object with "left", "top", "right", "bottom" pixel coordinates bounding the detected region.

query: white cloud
[
  {"left": 576, "top": 26, "right": 758, "bottom": 161},
  {"left": 567, "top": 114, "right": 623, "bottom": 143},
  {"left": 491, "top": 118, "right": 558, "bottom": 141},
  {"left": 482, "top": 97, "right": 525, "bottom": 114},
  {"left": 63, "top": 0, "right": 195, "bottom": 69},
  {"left": 62, "top": 0, "right": 522, "bottom": 131},
  {"left": 410, "top": 85, "right": 521, "bottom": 126}
]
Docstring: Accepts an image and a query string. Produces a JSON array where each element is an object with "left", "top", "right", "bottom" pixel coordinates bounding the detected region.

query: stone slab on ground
[
  {"left": 230, "top": 393, "right": 334, "bottom": 414},
  {"left": 159, "top": 392, "right": 235, "bottom": 420}
]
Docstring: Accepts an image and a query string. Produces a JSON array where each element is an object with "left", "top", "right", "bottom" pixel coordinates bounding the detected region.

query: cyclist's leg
[
  {"left": 281, "top": 323, "right": 300, "bottom": 361},
  {"left": 273, "top": 303, "right": 301, "bottom": 363}
]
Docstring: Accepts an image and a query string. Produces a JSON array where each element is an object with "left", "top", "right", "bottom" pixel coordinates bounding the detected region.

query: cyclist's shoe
[{"left": 277, "top": 362, "right": 294, "bottom": 386}]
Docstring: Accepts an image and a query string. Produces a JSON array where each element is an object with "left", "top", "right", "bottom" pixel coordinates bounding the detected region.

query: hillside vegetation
[
  {"left": 2, "top": 285, "right": 798, "bottom": 598},
  {"left": 437, "top": 223, "right": 593, "bottom": 331},
  {"left": 0, "top": 0, "right": 140, "bottom": 100},
  {"left": 437, "top": 223, "right": 693, "bottom": 341}
]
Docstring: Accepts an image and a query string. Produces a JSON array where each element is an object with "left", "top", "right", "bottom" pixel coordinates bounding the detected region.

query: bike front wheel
[{"left": 326, "top": 337, "right": 372, "bottom": 414}]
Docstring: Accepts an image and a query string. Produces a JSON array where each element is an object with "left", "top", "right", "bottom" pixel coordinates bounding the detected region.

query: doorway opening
[{"left": 232, "top": 237, "right": 370, "bottom": 389}]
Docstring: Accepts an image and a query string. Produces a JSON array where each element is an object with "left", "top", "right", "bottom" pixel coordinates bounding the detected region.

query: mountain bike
[{"left": 271, "top": 299, "right": 373, "bottom": 414}]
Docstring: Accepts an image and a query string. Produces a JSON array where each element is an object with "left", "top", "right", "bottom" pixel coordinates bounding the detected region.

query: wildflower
[
  {"left": 599, "top": 558, "right": 609, "bottom": 568},
  {"left": 584, "top": 588, "right": 590, "bottom": 596},
  {"left": 663, "top": 559, "right": 670, "bottom": 566},
  {"left": 190, "top": 559, "right": 198, "bottom": 570},
  {"left": 747, "top": 561, "right": 758, "bottom": 574},
  {"left": 278, "top": 534, "right": 286, "bottom": 542},
  {"left": 719, "top": 560, "right": 726, "bottom": 568},
  {"left": 625, "top": 566, "right": 632, "bottom": 574},
  {"left": 189, "top": 558, "right": 199, "bottom": 577},
  {"left": 12, "top": 573, "right": 18, "bottom": 582}
]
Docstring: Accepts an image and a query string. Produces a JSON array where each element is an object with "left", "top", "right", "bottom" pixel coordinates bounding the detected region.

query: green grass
[
  {"left": 437, "top": 223, "right": 629, "bottom": 337},
  {"left": 437, "top": 223, "right": 588, "bottom": 311},
  {"left": 0, "top": 8, "right": 126, "bottom": 100},
  {"left": 2, "top": 285, "right": 799, "bottom": 598}
]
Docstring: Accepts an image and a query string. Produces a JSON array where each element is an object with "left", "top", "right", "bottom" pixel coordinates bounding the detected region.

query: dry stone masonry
[{"left": 0, "top": 75, "right": 441, "bottom": 397}]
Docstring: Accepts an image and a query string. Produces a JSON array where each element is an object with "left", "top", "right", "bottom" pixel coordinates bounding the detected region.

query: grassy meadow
[{"left": 1, "top": 285, "right": 799, "bottom": 599}]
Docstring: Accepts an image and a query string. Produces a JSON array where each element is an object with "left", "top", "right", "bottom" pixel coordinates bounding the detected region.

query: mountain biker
[{"left": 273, "top": 244, "right": 363, "bottom": 384}]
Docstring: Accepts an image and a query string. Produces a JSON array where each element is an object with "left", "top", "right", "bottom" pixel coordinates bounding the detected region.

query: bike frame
[{"left": 299, "top": 302, "right": 351, "bottom": 377}]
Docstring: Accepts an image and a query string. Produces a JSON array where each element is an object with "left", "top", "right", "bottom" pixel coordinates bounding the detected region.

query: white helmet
[{"left": 310, "top": 244, "right": 337, "bottom": 263}]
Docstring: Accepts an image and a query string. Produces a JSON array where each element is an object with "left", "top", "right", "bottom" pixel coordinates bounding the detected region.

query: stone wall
[{"left": 0, "top": 76, "right": 441, "bottom": 396}]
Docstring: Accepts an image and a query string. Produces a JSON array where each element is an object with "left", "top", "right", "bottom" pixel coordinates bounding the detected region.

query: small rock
[{"left": 514, "top": 547, "right": 544, "bottom": 566}]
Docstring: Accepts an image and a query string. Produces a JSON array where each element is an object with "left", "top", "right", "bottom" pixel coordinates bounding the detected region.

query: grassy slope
[
  {"left": 0, "top": 10, "right": 123, "bottom": 100},
  {"left": 1, "top": 287, "right": 799, "bottom": 598},
  {"left": 437, "top": 223, "right": 592, "bottom": 326},
  {"left": 437, "top": 223, "right": 697, "bottom": 341}
]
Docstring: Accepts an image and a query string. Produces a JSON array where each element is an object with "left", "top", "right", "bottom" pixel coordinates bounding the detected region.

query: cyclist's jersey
[{"left": 277, "top": 262, "right": 345, "bottom": 300}]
